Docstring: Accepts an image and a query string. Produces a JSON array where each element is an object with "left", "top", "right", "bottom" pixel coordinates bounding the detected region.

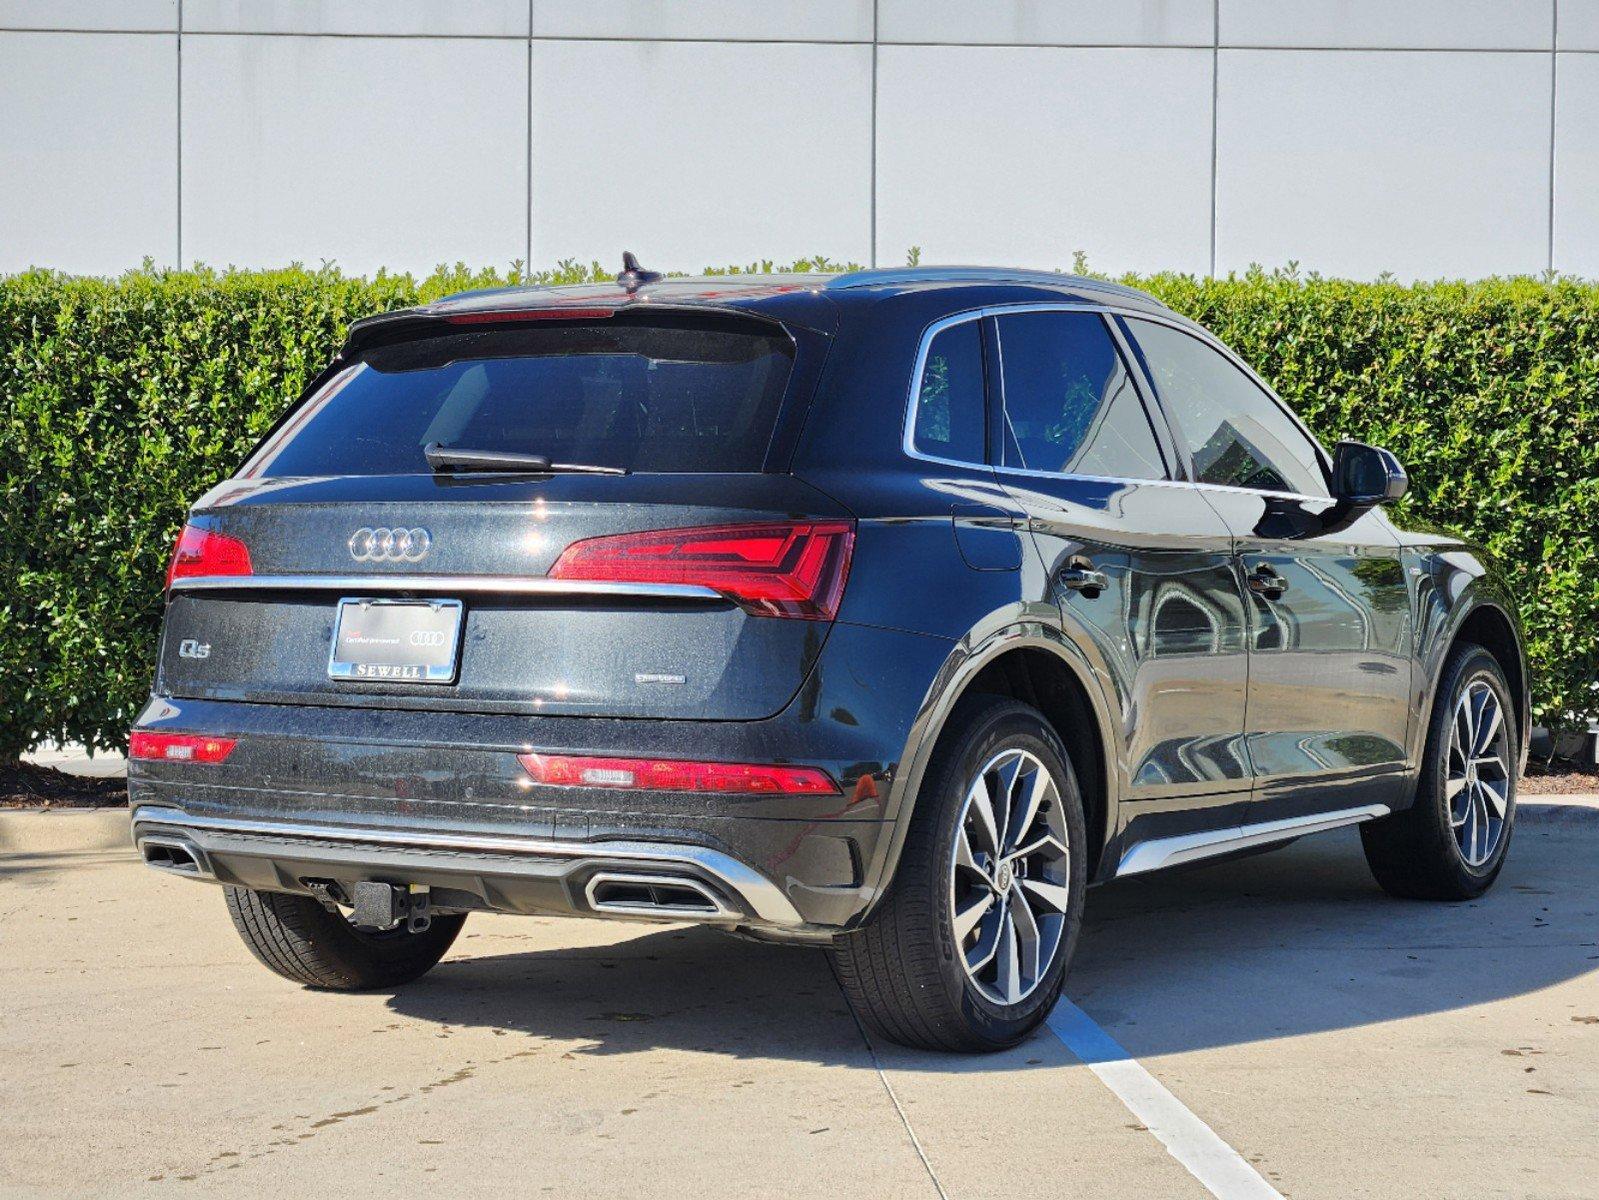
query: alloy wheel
[
  {"left": 1448, "top": 678, "right": 1511, "bottom": 867},
  {"left": 948, "top": 747, "right": 1071, "bottom": 1005}
]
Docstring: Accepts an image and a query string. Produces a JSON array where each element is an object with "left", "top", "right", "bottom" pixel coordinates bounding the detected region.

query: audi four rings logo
[
  {"left": 409, "top": 630, "right": 448, "bottom": 647},
  {"left": 349, "top": 527, "right": 431, "bottom": 562}
]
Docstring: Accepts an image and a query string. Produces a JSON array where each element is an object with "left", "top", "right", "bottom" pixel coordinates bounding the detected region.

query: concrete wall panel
[
  {"left": 0, "top": 1, "right": 175, "bottom": 32},
  {"left": 532, "top": 1, "right": 871, "bottom": 43},
  {"left": 1554, "top": 52, "right": 1599, "bottom": 275},
  {"left": 0, "top": 31, "right": 176, "bottom": 274},
  {"left": 1558, "top": 0, "right": 1599, "bottom": 50},
  {"left": 876, "top": 45, "right": 1213, "bottom": 275},
  {"left": 877, "top": 0, "right": 1213, "bottom": 47},
  {"left": 529, "top": 39, "right": 872, "bottom": 270},
  {"left": 182, "top": 1, "right": 527, "bottom": 37},
  {"left": 1216, "top": 49, "right": 1551, "bottom": 279},
  {"left": 1220, "top": 0, "right": 1551, "bottom": 50},
  {"left": 182, "top": 34, "right": 527, "bottom": 275}
]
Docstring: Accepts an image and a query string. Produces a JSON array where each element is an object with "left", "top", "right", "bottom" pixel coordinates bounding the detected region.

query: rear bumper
[
  {"left": 127, "top": 620, "right": 957, "bottom": 938},
  {"left": 130, "top": 803, "right": 822, "bottom": 938}
]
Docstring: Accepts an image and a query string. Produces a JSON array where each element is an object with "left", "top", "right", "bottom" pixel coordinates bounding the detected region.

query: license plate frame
[{"left": 328, "top": 597, "right": 464, "bottom": 685}]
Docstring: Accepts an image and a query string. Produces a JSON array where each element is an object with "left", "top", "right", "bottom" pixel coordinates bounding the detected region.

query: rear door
[
  {"left": 1119, "top": 315, "right": 1413, "bottom": 821},
  {"left": 988, "top": 307, "right": 1253, "bottom": 835},
  {"left": 157, "top": 309, "right": 852, "bottom": 721}
]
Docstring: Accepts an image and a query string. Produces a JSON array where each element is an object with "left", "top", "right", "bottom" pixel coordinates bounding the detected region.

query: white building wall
[{"left": 0, "top": 0, "right": 1593, "bottom": 280}]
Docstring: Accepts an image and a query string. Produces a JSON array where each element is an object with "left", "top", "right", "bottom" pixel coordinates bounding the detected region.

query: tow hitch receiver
[{"left": 350, "top": 881, "right": 432, "bottom": 932}]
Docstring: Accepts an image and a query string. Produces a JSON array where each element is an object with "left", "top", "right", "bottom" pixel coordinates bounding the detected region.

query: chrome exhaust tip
[
  {"left": 583, "top": 872, "right": 738, "bottom": 921},
  {"left": 138, "top": 836, "right": 215, "bottom": 880}
]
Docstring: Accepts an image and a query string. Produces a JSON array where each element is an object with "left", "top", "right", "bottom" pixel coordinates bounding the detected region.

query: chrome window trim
[
  {"left": 900, "top": 301, "right": 1336, "bottom": 505},
  {"left": 168, "top": 574, "right": 725, "bottom": 601},
  {"left": 901, "top": 308, "right": 993, "bottom": 470}
]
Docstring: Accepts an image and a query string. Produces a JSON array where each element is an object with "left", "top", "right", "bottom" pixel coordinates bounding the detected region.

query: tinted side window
[
  {"left": 912, "top": 320, "right": 986, "bottom": 464},
  {"left": 1124, "top": 318, "right": 1329, "bottom": 497},
  {"left": 995, "top": 311, "right": 1167, "bottom": 480}
]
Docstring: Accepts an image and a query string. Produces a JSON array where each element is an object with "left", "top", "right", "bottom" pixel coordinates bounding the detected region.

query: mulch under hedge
[{"left": 0, "top": 761, "right": 126, "bottom": 809}]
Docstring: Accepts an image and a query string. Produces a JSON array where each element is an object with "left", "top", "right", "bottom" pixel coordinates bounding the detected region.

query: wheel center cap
[{"left": 994, "top": 861, "right": 1014, "bottom": 891}]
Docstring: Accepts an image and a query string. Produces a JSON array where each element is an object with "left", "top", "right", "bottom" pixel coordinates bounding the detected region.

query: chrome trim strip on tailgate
[
  {"left": 1115, "top": 803, "right": 1391, "bottom": 877},
  {"left": 130, "top": 804, "right": 803, "bottom": 927},
  {"left": 168, "top": 574, "right": 723, "bottom": 600}
]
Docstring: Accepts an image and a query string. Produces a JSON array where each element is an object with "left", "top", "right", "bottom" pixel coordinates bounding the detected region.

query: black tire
[
  {"left": 224, "top": 886, "right": 465, "bottom": 989},
  {"left": 1361, "top": 642, "right": 1517, "bottom": 900},
  {"left": 830, "top": 695, "right": 1088, "bottom": 1053}
]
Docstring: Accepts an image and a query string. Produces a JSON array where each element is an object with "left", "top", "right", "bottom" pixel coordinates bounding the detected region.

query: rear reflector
[
  {"left": 166, "top": 524, "right": 252, "bottom": 589},
  {"left": 549, "top": 521, "right": 854, "bottom": 620},
  {"left": 129, "top": 732, "right": 237, "bottom": 764},
  {"left": 518, "top": 753, "right": 838, "bottom": 795}
]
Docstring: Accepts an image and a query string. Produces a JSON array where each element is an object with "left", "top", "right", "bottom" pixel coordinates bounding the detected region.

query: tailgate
[{"left": 156, "top": 473, "right": 852, "bottom": 720}]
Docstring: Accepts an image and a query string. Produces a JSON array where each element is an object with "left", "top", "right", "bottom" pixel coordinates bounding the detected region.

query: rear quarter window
[
  {"left": 911, "top": 319, "right": 987, "bottom": 464},
  {"left": 246, "top": 313, "right": 795, "bottom": 477}
]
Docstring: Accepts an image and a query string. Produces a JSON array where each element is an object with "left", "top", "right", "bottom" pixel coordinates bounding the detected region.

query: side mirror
[{"left": 1331, "top": 440, "right": 1407, "bottom": 507}]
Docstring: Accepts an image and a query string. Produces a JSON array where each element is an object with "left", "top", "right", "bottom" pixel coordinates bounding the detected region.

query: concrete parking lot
[{"left": 2, "top": 806, "right": 1595, "bottom": 1200}]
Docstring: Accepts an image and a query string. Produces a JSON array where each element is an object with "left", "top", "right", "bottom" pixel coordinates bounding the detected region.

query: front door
[
  {"left": 1119, "top": 315, "right": 1414, "bottom": 821},
  {"left": 986, "top": 308, "right": 1254, "bottom": 843}
]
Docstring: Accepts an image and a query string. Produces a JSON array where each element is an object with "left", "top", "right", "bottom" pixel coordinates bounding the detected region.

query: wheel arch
[
  {"left": 957, "top": 647, "right": 1111, "bottom": 882},
  {"left": 1422, "top": 596, "right": 1531, "bottom": 779},
  {"left": 1455, "top": 605, "right": 1527, "bottom": 722},
  {"left": 857, "top": 621, "right": 1120, "bottom": 924}
]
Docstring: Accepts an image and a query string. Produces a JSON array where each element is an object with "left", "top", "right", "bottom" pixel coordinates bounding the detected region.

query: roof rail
[{"left": 825, "top": 265, "right": 1163, "bottom": 305}]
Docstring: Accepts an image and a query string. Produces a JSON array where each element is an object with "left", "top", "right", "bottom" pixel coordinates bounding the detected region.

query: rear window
[{"left": 246, "top": 313, "right": 795, "bottom": 477}]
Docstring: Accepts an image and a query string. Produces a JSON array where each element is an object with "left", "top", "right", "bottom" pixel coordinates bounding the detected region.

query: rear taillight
[
  {"left": 518, "top": 753, "right": 837, "bottom": 795},
  {"left": 128, "top": 732, "right": 237, "bottom": 764},
  {"left": 166, "top": 524, "right": 252, "bottom": 589},
  {"left": 549, "top": 521, "right": 854, "bottom": 621}
]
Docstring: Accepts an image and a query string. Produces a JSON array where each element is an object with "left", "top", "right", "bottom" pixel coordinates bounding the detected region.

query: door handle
[
  {"left": 1060, "top": 560, "right": 1109, "bottom": 597},
  {"left": 1247, "top": 563, "right": 1289, "bottom": 598}
]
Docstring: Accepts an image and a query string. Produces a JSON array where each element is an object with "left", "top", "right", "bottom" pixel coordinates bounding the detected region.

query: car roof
[
  {"left": 422, "top": 266, "right": 1166, "bottom": 315},
  {"left": 823, "top": 266, "right": 1164, "bottom": 307},
  {"left": 342, "top": 266, "right": 1173, "bottom": 354}
]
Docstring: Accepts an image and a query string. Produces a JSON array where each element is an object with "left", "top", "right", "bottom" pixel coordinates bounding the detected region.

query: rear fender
[{"left": 854, "top": 613, "right": 1120, "bottom": 924}]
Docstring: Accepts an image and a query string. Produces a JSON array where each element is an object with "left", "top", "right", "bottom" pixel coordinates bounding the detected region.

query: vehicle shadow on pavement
[
  {"left": 1067, "top": 822, "right": 1599, "bottom": 1058},
  {"left": 0, "top": 847, "right": 129, "bottom": 884},
  {"left": 388, "top": 921, "right": 874, "bottom": 1066},
  {"left": 386, "top": 823, "right": 1599, "bottom": 1066}
]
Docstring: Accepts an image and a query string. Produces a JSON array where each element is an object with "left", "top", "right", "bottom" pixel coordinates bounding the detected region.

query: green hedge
[
  {"left": 1, "top": 261, "right": 1594, "bottom": 759},
  {"left": 1145, "top": 269, "right": 1599, "bottom": 738}
]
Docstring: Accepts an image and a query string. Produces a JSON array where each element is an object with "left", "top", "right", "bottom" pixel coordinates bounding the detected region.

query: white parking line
[{"left": 1047, "top": 1000, "right": 1283, "bottom": 1200}]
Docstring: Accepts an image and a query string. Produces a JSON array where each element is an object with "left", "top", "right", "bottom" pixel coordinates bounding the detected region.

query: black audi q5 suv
[{"left": 131, "top": 264, "right": 1528, "bottom": 1052}]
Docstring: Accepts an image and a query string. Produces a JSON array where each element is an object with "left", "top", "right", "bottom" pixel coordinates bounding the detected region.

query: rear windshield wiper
[{"left": 423, "top": 442, "right": 628, "bottom": 476}]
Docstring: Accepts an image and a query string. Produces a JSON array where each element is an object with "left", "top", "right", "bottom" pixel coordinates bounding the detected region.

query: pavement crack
[{"left": 829, "top": 965, "right": 950, "bottom": 1200}]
